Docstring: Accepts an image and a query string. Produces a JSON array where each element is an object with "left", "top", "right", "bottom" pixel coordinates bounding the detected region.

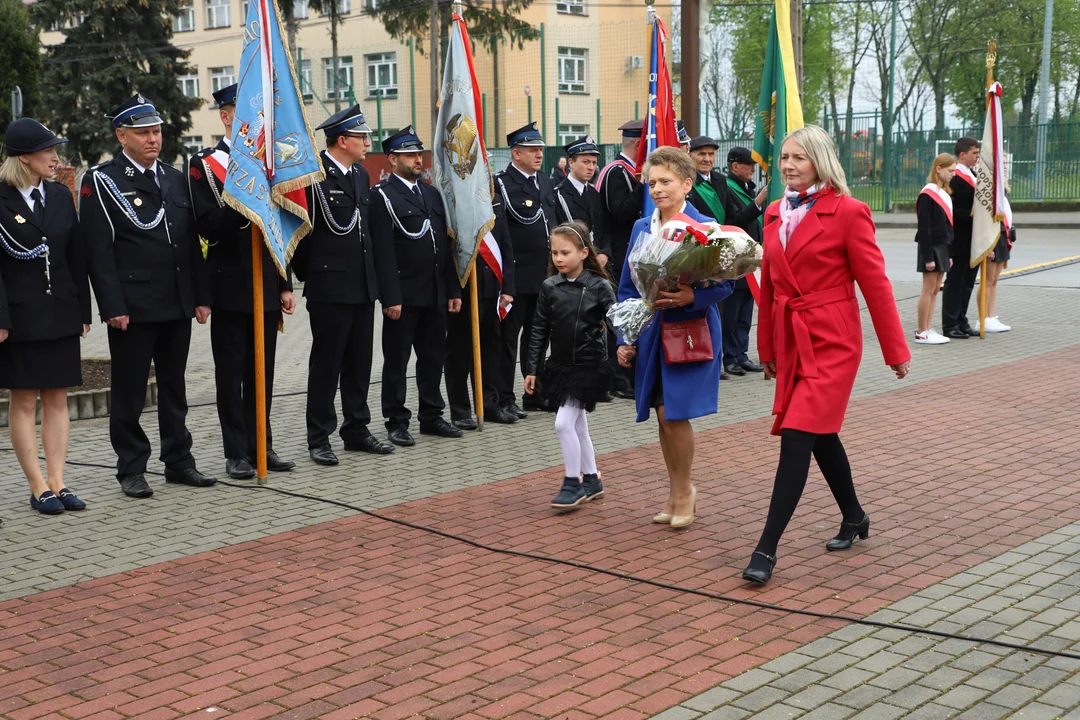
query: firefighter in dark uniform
[
  {"left": 189, "top": 83, "right": 296, "bottom": 479},
  {"left": 291, "top": 105, "right": 399, "bottom": 466},
  {"left": 595, "top": 119, "right": 645, "bottom": 399},
  {"left": 494, "top": 122, "right": 555, "bottom": 415},
  {"left": 371, "top": 126, "right": 463, "bottom": 447},
  {"left": 81, "top": 94, "right": 216, "bottom": 498},
  {"left": 444, "top": 176, "right": 518, "bottom": 428},
  {"left": 553, "top": 135, "right": 606, "bottom": 253}
]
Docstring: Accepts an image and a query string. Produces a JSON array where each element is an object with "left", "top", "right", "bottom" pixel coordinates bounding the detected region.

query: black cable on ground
[{"left": 9, "top": 451, "right": 1080, "bottom": 663}]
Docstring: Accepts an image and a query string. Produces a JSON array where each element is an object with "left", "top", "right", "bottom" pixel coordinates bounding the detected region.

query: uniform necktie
[
  {"left": 144, "top": 168, "right": 158, "bottom": 187},
  {"left": 532, "top": 176, "right": 539, "bottom": 192},
  {"left": 412, "top": 185, "right": 422, "bottom": 199},
  {"left": 30, "top": 188, "right": 45, "bottom": 224}
]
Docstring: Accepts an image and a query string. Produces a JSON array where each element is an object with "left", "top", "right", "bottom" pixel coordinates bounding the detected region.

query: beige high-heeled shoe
[
  {"left": 652, "top": 511, "right": 673, "bottom": 523},
  {"left": 670, "top": 486, "right": 697, "bottom": 528}
]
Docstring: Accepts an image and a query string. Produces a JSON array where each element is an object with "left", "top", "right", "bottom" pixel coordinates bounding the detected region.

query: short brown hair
[
  {"left": 955, "top": 136, "right": 980, "bottom": 156},
  {"left": 643, "top": 146, "right": 695, "bottom": 183}
]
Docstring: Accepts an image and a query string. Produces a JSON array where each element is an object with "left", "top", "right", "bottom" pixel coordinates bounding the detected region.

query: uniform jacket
[
  {"left": 0, "top": 181, "right": 91, "bottom": 340},
  {"left": 526, "top": 269, "right": 616, "bottom": 374},
  {"left": 758, "top": 190, "right": 909, "bottom": 437},
  {"left": 81, "top": 152, "right": 210, "bottom": 323},
  {"left": 597, "top": 154, "right": 643, "bottom": 273},
  {"left": 495, "top": 164, "right": 555, "bottom": 296},
  {"left": 369, "top": 174, "right": 460, "bottom": 308},
  {"left": 291, "top": 151, "right": 398, "bottom": 306},
  {"left": 553, "top": 178, "right": 606, "bottom": 255},
  {"left": 189, "top": 140, "right": 292, "bottom": 314},
  {"left": 479, "top": 193, "right": 516, "bottom": 300},
  {"left": 914, "top": 191, "right": 953, "bottom": 267},
  {"left": 949, "top": 172, "right": 975, "bottom": 253},
  {"left": 722, "top": 172, "right": 765, "bottom": 244},
  {"left": 618, "top": 203, "right": 734, "bottom": 423}
]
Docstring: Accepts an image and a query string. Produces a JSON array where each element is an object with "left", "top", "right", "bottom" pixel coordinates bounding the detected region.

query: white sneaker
[
  {"left": 915, "top": 330, "right": 949, "bottom": 345},
  {"left": 929, "top": 329, "right": 951, "bottom": 342},
  {"left": 988, "top": 316, "right": 1011, "bottom": 332}
]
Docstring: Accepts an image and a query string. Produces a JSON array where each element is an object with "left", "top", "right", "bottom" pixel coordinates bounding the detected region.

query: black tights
[{"left": 754, "top": 429, "right": 864, "bottom": 557}]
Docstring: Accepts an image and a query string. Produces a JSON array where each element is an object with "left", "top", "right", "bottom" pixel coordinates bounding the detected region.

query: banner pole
[
  {"left": 469, "top": 262, "right": 484, "bottom": 431},
  {"left": 251, "top": 226, "right": 269, "bottom": 483},
  {"left": 978, "top": 256, "right": 988, "bottom": 340}
]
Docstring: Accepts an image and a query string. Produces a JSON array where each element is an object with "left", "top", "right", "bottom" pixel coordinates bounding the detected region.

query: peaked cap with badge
[
  {"left": 316, "top": 105, "right": 372, "bottom": 138},
  {"left": 105, "top": 94, "right": 163, "bottom": 128},
  {"left": 506, "top": 122, "right": 545, "bottom": 148},
  {"left": 382, "top": 126, "right": 425, "bottom": 154}
]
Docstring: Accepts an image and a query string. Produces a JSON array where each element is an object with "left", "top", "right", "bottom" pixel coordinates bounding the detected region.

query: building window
[
  {"left": 209, "top": 66, "right": 235, "bottom": 93},
  {"left": 173, "top": 0, "right": 196, "bottom": 31},
  {"left": 558, "top": 124, "right": 589, "bottom": 147},
  {"left": 364, "top": 0, "right": 378, "bottom": 9},
  {"left": 558, "top": 47, "right": 587, "bottom": 94},
  {"left": 178, "top": 74, "right": 200, "bottom": 99},
  {"left": 205, "top": 0, "right": 230, "bottom": 28},
  {"left": 557, "top": 0, "right": 586, "bottom": 15},
  {"left": 211, "top": 134, "right": 225, "bottom": 146},
  {"left": 293, "top": 0, "right": 309, "bottom": 18},
  {"left": 324, "top": 56, "right": 354, "bottom": 101},
  {"left": 299, "top": 59, "right": 313, "bottom": 101},
  {"left": 322, "top": 0, "right": 350, "bottom": 14},
  {"left": 366, "top": 52, "right": 397, "bottom": 99},
  {"left": 181, "top": 135, "right": 203, "bottom": 156},
  {"left": 242, "top": 0, "right": 249, "bottom": 18}
]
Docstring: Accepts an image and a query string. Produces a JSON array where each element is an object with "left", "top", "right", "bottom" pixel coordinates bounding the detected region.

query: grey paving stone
[
  {"left": 721, "top": 669, "right": 781, "bottom": 694},
  {"left": 854, "top": 650, "right": 906, "bottom": 674},
  {"left": 831, "top": 684, "right": 892, "bottom": 711},
  {"left": 848, "top": 703, "right": 909, "bottom": 720},
  {"left": 733, "top": 686, "right": 791, "bottom": 713},
  {"left": 954, "top": 703, "right": 1013, "bottom": 720},
  {"left": 997, "top": 653, "right": 1047, "bottom": 674},
  {"left": 652, "top": 708, "right": 703, "bottom": 720},
  {"left": 772, "top": 668, "right": 828, "bottom": 694},
  {"left": 1015, "top": 666, "right": 1071, "bottom": 690},
  {"left": 1034, "top": 682, "right": 1080, "bottom": 709},
  {"left": 743, "top": 705, "right": 806, "bottom": 720},
  {"left": 698, "top": 708, "right": 752, "bottom": 720},
  {"left": 1013, "top": 701, "right": 1075, "bottom": 719},
  {"left": 887, "top": 683, "right": 940, "bottom": 709},
  {"left": 785, "top": 684, "right": 843, "bottom": 711},
  {"left": 918, "top": 667, "right": 973, "bottom": 692},
  {"left": 935, "top": 684, "right": 992, "bottom": 710},
  {"left": 807, "top": 653, "right": 858, "bottom": 675},
  {"left": 902, "top": 703, "right": 960, "bottom": 720},
  {"left": 904, "top": 651, "right": 956, "bottom": 673},
  {"left": 820, "top": 667, "right": 876, "bottom": 692},
  {"left": 983, "top": 684, "right": 1042, "bottom": 709},
  {"left": 836, "top": 638, "right": 892, "bottom": 660},
  {"left": 794, "top": 704, "right": 856, "bottom": 720},
  {"left": 761, "top": 652, "right": 817, "bottom": 675},
  {"left": 947, "top": 649, "right": 1000, "bottom": 673},
  {"left": 868, "top": 666, "right": 924, "bottom": 691},
  {"left": 966, "top": 667, "right": 1022, "bottom": 692},
  {"left": 683, "top": 688, "right": 741, "bottom": 713}
]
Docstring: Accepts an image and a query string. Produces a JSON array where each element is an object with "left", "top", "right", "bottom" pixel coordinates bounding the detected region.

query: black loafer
[
  {"left": 724, "top": 363, "right": 747, "bottom": 377},
  {"left": 226, "top": 457, "right": 256, "bottom": 479},
  {"left": 963, "top": 326, "right": 980, "bottom": 337},
  {"left": 522, "top": 395, "right": 549, "bottom": 412},
  {"left": 265, "top": 450, "right": 296, "bottom": 472},
  {"left": 56, "top": 488, "right": 86, "bottom": 511},
  {"left": 612, "top": 388, "right": 635, "bottom": 400},
  {"left": 387, "top": 427, "right": 416, "bottom": 447},
  {"left": 420, "top": 418, "right": 464, "bottom": 438},
  {"left": 742, "top": 551, "right": 777, "bottom": 585},
  {"left": 826, "top": 513, "right": 871, "bottom": 551},
  {"left": 119, "top": 473, "right": 154, "bottom": 498},
  {"left": 944, "top": 328, "right": 970, "bottom": 339},
  {"left": 30, "top": 490, "right": 65, "bottom": 515},
  {"left": 309, "top": 444, "right": 340, "bottom": 466},
  {"left": 452, "top": 417, "right": 478, "bottom": 431},
  {"left": 740, "top": 360, "right": 765, "bottom": 373},
  {"left": 503, "top": 403, "right": 528, "bottom": 420},
  {"left": 485, "top": 406, "right": 517, "bottom": 424},
  {"left": 164, "top": 467, "right": 217, "bottom": 487},
  {"left": 344, "top": 435, "right": 395, "bottom": 455}
]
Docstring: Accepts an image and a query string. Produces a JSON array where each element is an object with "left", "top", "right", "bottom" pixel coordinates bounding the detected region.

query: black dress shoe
[
  {"left": 344, "top": 435, "right": 395, "bottom": 455},
  {"left": 265, "top": 450, "right": 296, "bottom": 472},
  {"left": 503, "top": 402, "right": 528, "bottom": 420},
  {"left": 944, "top": 328, "right": 970, "bottom": 339},
  {"left": 387, "top": 427, "right": 416, "bottom": 447},
  {"left": 826, "top": 513, "right": 870, "bottom": 551},
  {"left": 420, "top": 418, "right": 464, "bottom": 438},
  {"left": 119, "top": 474, "right": 154, "bottom": 498},
  {"left": 164, "top": 467, "right": 217, "bottom": 487},
  {"left": 742, "top": 551, "right": 777, "bottom": 585},
  {"left": 452, "top": 417, "right": 478, "bottom": 431},
  {"left": 724, "top": 363, "right": 747, "bottom": 377},
  {"left": 964, "top": 327, "right": 980, "bottom": 337},
  {"left": 740, "top": 360, "right": 765, "bottom": 373},
  {"left": 309, "top": 444, "right": 340, "bottom": 465},
  {"left": 597, "top": 391, "right": 613, "bottom": 403},
  {"left": 485, "top": 406, "right": 518, "bottom": 424},
  {"left": 56, "top": 488, "right": 86, "bottom": 511},
  {"left": 522, "top": 395, "right": 549, "bottom": 412},
  {"left": 226, "top": 457, "right": 256, "bottom": 479},
  {"left": 613, "top": 388, "right": 635, "bottom": 400}
]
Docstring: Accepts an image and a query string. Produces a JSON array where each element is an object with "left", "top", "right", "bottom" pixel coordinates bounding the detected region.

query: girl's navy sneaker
[{"left": 551, "top": 477, "right": 587, "bottom": 509}]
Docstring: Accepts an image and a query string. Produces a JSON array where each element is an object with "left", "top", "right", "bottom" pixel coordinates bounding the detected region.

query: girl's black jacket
[{"left": 526, "top": 269, "right": 616, "bottom": 373}]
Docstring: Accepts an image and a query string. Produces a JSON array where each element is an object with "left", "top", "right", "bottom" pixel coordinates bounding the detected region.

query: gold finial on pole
[{"left": 985, "top": 39, "right": 997, "bottom": 87}]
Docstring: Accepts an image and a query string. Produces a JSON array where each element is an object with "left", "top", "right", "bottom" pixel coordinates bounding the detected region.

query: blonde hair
[
  {"left": 927, "top": 152, "right": 957, "bottom": 192},
  {"left": 0, "top": 156, "right": 34, "bottom": 190},
  {"left": 782, "top": 125, "right": 850, "bottom": 196},
  {"left": 643, "top": 146, "right": 696, "bottom": 183}
]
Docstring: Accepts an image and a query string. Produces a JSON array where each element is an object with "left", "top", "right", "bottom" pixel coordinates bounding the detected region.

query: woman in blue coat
[{"left": 617, "top": 147, "right": 733, "bottom": 529}]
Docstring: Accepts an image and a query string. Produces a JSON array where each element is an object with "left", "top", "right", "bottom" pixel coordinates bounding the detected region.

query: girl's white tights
[{"left": 554, "top": 400, "right": 597, "bottom": 478}]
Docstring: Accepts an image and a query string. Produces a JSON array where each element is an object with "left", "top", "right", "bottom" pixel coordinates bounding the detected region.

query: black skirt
[
  {"left": 917, "top": 244, "right": 951, "bottom": 273},
  {"left": 0, "top": 336, "right": 82, "bottom": 390},
  {"left": 993, "top": 232, "right": 1011, "bottom": 263},
  {"left": 541, "top": 361, "right": 613, "bottom": 412}
]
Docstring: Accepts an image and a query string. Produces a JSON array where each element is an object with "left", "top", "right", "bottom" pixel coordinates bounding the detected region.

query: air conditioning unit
[{"left": 626, "top": 55, "right": 644, "bottom": 70}]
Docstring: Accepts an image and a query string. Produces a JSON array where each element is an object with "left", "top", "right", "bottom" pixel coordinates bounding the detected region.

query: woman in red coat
[{"left": 743, "top": 126, "right": 911, "bottom": 585}]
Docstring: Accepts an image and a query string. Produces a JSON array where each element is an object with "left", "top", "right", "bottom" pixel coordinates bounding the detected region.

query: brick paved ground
[{"left": 2, "top": 246, "right": 1080, "bottom": 718}]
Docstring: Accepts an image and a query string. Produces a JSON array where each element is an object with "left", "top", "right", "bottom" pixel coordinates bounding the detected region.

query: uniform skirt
[
  {"left": 993, "top": 232, "right": 1011, "bottom": 263},
  {"left": 541, "top": 360, "right": 613, "bottom": 413},
  {"left": 0, "top": 336, "right": 82, "bottom": 390},
  {"left": 917, "top": 244, "right": 951, "bottom": 273}
]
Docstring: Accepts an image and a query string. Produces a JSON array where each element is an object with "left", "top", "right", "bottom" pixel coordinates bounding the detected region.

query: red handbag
[{"left": 660, "top": 318, "right": 714, "bottom": 364}]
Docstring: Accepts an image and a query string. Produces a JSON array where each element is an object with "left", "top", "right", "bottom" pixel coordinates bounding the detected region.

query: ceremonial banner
[
  {"left": 433, "top": 12, "right": 496, "bottom": 286},
  {"left": 223, "top": 0, "right": 322, "bottom": 276},
  {"left": 971, "top": 82, "right": 1006, "bottom": 267},
  {"left": 752, "top": 0, "right": 805, "bottom": 202},
  {"left": 636, "top": 14, "right": 679, "bottom": 217}
]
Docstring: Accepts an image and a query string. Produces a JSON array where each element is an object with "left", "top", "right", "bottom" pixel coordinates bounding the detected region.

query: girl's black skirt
[{"left": 541, "top": 361, "right": 613, "bottom": 412}]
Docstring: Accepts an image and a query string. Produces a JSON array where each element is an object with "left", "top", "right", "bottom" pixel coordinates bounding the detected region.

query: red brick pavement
[{"left": 3, "top": 347, "right": 1080, "bottom": 720}]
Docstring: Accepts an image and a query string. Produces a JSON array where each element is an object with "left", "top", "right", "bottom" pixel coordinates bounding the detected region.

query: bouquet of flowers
[{"left": 607, "top": 215, "right": 763, "bottom": 344}]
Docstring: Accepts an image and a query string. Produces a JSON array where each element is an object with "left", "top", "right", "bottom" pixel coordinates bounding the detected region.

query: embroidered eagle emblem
[{"left": 442, "top": 113, "right": 479, "bottom": 181}]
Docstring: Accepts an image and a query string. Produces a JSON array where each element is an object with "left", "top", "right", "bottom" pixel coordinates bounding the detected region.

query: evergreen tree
[
  {"left": 31, "top": 0, "right": 200, "bottom": 165},
  {"left": 0, "top": 0, "right": 42, "bottom": 124}
]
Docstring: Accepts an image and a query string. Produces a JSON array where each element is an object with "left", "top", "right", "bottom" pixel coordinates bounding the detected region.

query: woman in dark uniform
[{"left": 0, "top": 119, "right": 91, "bottom": 515}]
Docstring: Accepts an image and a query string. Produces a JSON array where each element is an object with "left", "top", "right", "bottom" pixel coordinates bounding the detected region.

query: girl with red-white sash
[{"left": 914, "top": 153, "right": 957, "bottom": 345}]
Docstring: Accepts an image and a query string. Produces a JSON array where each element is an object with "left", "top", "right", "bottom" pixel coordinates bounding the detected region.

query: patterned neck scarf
[{"left": 778, "top": 183, "right": 826, "bottom": 248}]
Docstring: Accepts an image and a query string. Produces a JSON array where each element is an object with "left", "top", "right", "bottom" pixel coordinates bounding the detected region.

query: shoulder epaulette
[{"left": 89, "top": 159, "right": 113, "bottom": 172}]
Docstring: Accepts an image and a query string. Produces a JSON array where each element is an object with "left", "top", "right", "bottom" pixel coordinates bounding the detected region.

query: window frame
[
  {"left": 365, "top": 52, "right": 398, "bottom": 99},
  {"left": 178, "top": 73, "right": 200, "bottom": 100},
  {"left": 205, "top": 0, "right": 231, "bottom": 28},
  {"left": 557, "top": 47, "right": 588, "bottom": 95},
  {"left": 323, "top": 56, "right": 355, "bottom": 101},
  {"left": 556, "top": 0, "right": 586, "bottom": 15},
  {"left": 173, "top": 0, "right": 196, "bottom": 32},
  {"left": 209, "top": 66, "right": 236, "bottom": 94}
]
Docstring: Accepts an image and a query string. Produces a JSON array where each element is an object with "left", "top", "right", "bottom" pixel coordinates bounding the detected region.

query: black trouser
[
  {"left": 942, "top": 244, "right": 978, "bottom": 332},
  {"left": 755, "top": 429, "right": 863, "bottom": 556},
  {"left": 107, "top": 319, "right": 195, "bottom": 478},
  {"left": 722, "top": 285, "right": 755, "bottom": 366},
  {"left": 381, "top": 305, "right": 449, "bottom": 430},
  {"left": 211, "top": 310, "right": 278, "bottom": 460},
  {"left": 305, "top": 300, "right": 376, "bottom": 448},
  {"left": 500, "top": 292, "right": 539, "bottom": 406},
  {"left": 607, "top": 327, "right": 634, "bottom": 393},
  {"left": 446, "top": 292, "right": 504, "bottom": 418}
]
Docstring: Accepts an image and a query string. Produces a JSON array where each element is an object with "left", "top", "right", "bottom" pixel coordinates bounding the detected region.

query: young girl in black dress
[
  {"left": 914, "top": 153, "right": 956, "bottom": 345},
  {"left": 524, "top": 221, "right": 616, "bottom": 510}
]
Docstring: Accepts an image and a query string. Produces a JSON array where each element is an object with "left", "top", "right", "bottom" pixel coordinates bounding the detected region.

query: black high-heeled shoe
[
  {"left": 742, "top": 551, "right": 776, "bottom": 585},
  {"left": 826, "top": 513, "right": 870, "bottom": 551}
]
